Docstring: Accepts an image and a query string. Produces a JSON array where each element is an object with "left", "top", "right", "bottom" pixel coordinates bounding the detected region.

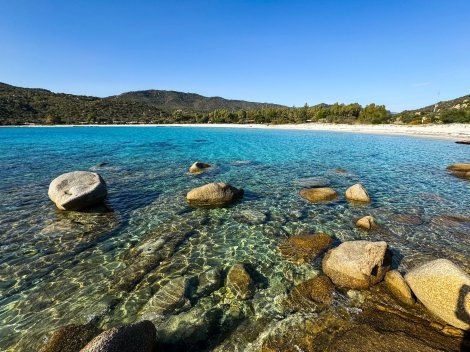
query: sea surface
[{"left": 0, "top": 126, "right": 468, "bottom": 351}]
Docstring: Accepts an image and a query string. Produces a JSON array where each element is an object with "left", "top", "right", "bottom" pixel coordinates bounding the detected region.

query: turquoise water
[{"left": 0, "top": 126, "right": 468, "bottom": 350}]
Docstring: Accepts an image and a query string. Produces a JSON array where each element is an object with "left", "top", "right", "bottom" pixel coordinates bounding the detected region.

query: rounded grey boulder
[{"left": 48, "top": 171, "right": 107, "bottom": 211}]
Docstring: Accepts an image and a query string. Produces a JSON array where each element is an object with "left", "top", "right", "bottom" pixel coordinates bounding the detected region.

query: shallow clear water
[{"left": 0, "top": 126, "right": 468, "bottom": 350}]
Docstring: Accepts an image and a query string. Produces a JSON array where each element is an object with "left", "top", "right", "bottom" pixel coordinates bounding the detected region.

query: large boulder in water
[
  {"left": 299, "top": 187, "right": 338, "bottom": 202},
  {"left": 81, "top": 321, "right": 156, "bottom": 352},
  {"left": 345, "top": 183, "right": 371, "bottom": 202},
  {"left": 322, "top": 241, "right": 390, "bottom": 289},
  {"left": 188, "top": 161, "right": 211, "bottom": 174},
  {"left": 405, "top": 259, "right": 470, "bottom": 330},
  {"left": 186, "top": 182, "right": 244, "bottom": 207},
  {"left": 48, "top": 171, "right": 107, "bottom": 210}
]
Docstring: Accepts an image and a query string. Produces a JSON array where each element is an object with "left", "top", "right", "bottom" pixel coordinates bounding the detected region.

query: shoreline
[{"left": 3, "top": 123, "right": 470, "bottom": 141}]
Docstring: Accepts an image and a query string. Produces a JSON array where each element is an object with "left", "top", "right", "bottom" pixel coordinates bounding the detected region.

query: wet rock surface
[
  {"left": 278, "top": 233, "right": 332, "bottom": 264},
  {"left": 39, "top": 323, "right": 100, "bottom": 352},
  {"left": 81, "top": 321, "right": 156, "bottom": 352},
  {"left": 299, "top": 187, "right": 339, "bottom": 202},
  {"left": 140, "top": 277, "right": 191, "bottom": 320},
  {"left": 225, "top": 264, "right": 255, "bottom": 300},
  {"left": 285, "top": 274, "right": 335, "bottom": 311}
]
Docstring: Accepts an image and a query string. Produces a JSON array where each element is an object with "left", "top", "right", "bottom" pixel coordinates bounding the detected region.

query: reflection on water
[{"left": 0, "top": 127, "right": 468, "bottom": 350}]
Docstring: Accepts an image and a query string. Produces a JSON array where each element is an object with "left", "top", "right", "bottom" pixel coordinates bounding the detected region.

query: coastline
[{"left": 4, "top": 123, "right": 470, "bottom": 141}]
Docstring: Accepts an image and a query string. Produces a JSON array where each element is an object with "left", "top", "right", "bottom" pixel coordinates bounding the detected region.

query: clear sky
[{"left": 0, "top": 0, "right": 469, "bottom": 111}]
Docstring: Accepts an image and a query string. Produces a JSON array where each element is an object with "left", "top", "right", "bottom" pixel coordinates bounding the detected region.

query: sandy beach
[{"left": 12, "top": 123, "right": 470, "bottom": 141}]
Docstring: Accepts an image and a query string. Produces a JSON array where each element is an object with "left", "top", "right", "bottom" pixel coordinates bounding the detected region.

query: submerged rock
[
  {"left": 81, "top": 320, "right": 156, "bottom": 352},
  {"left": 196, "top": 268, "right": 222, "bottom": 297},
  {"left": 186, "top": 182, "right": 244, "bottom": 207},
  {"left": 48, "top": 171, "right": 107, "bottom": 211},
  {"left": 141, "top": 277, "right": 191, "bottom": 320},
  {"left": 156, "top": 304, "right": 222, "bottom": 346},
  {"left": 226, "top": 264, "right": 254, "bottom": 300},
  {"left": 384, "top": 270, "right": 415, "bottom": 306},
  {"left": 405, "top": 259, "right": 470, "bottom": 330},
  {"left": 447, "top": 163, "right": 470, "bottom": 171},
  {"left": 299, "top": 187, "right": 338, "bottom": 202},
  {"left": 356, "top": 215, "right": 375, "bottom": 230},
  {"left": 233, "top": 209, "right": 268, "bottom": 225},
  {"left": 278, "top": 233, "right": 332, "bottom": 264},
  {"left": 447, "top": 163, "right": 470, "bottom": 180},
  {"left": 39, "top": 323, "right": 100, "bottom": 352},
  {"left": 326, "top": 325, "right": 442, "bottom": 352},
  {"left": 345, "top": 183, "right": 371, "bottom": 202},
  {"left": 392, "top": 213, "right": 423, "bottom": 225},
  {"left": 322, "top": 240, "right": 391, "bottom": 289},
  {"left": 188, "top": 161, "right": 211, "bottom": 174},
  {"left": 293, "top": 177, "right": 330, "bottom": 188},
  {"left": 286, "top": 274, "right": 335, "bottom": 311}
]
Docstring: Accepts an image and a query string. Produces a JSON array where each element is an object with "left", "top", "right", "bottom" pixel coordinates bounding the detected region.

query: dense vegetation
[
  {"left": 0, "top": 82, "right": 468, "bottom": 125},
  {"left": 397, "top": 94, "right": 470, "bottom": 124},
  {"left": 115, "top": 89, "right": 282, "bottom": 111}
]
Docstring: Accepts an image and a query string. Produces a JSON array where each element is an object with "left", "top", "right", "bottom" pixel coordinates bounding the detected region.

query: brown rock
[
  {"left": 322, "top": 241, "right": 391, "bottom": 289},
  {"left": 384, "top": 270, "right": 415, "bottom": 306},
  {"left": 186, "top": 182, "right": 243, "bottom": 207},
  {"left": 299, "top": 187, "right": 338, "bottom": 202},
  {"left": 455, "top": 140, "right": 470, "bottom": 145},
  {"left": 356, "top": 216, "right": 375, "bottom": 230},
  {"left": 278, "top": 233, "right": 332, "bottom": 264},
  {"left": 286, "top": 274, "right": 335, "bottom": 311},
  {"left": 81, "top": 321, "right": 156, "bottom": 352},
  {"left": 39, "top": 324, "right": 99, "bottom": 352},
  {"left": 345, "top": 183, "right": 371, "bottom": 202},
  {"left": 447, "top": 164, "right": 470, "bottom": 180},
  {"left": 226, "top": 264, "right": 254, "bottom": 300},
  {"left": 447, "top": 163, "right": 470, "bottom": 171},
  {"left": 188, "top": 161, "right": 211, "bottom": 174}
]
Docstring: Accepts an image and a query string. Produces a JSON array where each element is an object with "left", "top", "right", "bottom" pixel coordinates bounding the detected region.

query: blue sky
[{"left": 0, "top": 0, "right": 469, "bottom": 111}]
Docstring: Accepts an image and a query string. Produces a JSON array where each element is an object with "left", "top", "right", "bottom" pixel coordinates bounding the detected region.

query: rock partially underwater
[{"left": 48, "top": 171, "right": 107, "bottom": 210}]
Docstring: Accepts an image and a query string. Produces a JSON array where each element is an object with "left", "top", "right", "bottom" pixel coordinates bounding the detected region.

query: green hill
[
  {"left": 396, "top": 95, "right": 470, "bottom": 123},
  {"left": 113, "top": 89, "right": 282, "bottom": 112}
]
